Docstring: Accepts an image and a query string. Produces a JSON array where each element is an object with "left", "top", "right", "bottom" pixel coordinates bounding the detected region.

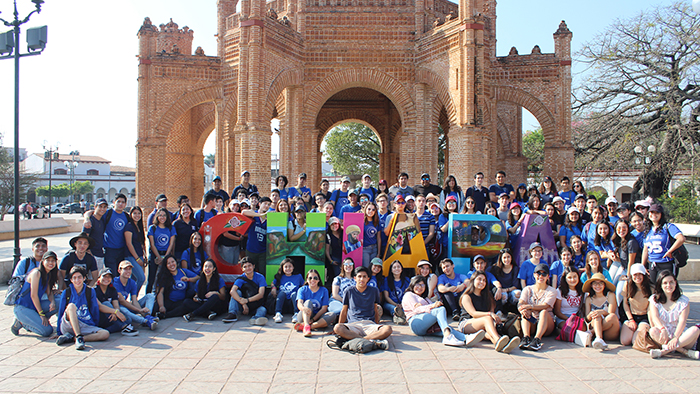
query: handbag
[
  {"left": 4, "top": 275, "right": 28, "bottom": 306},
  {"left": 673, "top": 244, "right": 689, "bottom": 268},
  {"left": 496, "top": 312, "right": 522, "bottom": 338},
  {"left": 556, "top": 314, "right": 586, "bottom": 342}
]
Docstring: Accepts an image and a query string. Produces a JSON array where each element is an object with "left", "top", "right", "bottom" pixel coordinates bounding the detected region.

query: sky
[{"left": 0, "top": 0, "right": 680, "bottom": 168}]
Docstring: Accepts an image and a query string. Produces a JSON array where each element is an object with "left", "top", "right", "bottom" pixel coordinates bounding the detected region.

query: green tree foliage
[
  {"left": 204, "top": 154, "right": 215, "bottom": 167},
  {"left": 574, "top": 2, "right": 700, "bottom": 198},
  {"left": 0, "top": 134, "right": 38, "bottom": 220},
  {"left": 36, "top": 181, "right": 94, "bottom": 200},
  {"left": 522, "top": 128, "right": 544, "bottom": 174},
  {"left": 659, "top": 180, "right": 700, "bottom": 223},
  {"left": 324, "top": 123, "right": 381, "bottom": 182}
]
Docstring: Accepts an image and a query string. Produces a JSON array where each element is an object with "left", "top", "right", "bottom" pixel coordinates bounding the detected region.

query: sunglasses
[
  {"left": 466, "top": 201, "right": 474, "bottom": 205},
  {"left": 360, "top": 198, "right": 369, "bottom": 202},
  {"left": 343, "top": 262, "right": 354, "bottom": 266},
  {"left": 396, "top": 201, "right": 406, "bottom": 205},
  {"left": 535, "top": 271, "right": 548, "bottom": 276},
  {"left": 307, "top": 276, "right": 319, "bottom": 280}
]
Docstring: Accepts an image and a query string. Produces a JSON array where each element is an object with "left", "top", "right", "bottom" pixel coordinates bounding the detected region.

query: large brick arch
[
  {"left": 155, "top": 85, "right": 224, "bottom": 138},
  {"left": 496, "top": 115, "right": 514, "bottom": 155},
  {"left": 264, "top": 67, "right": 304, "bottom": 120},
  {"left": 416, "top": 67, "right": 457, "bottom": 126},
  {"left": 493, "top": 86, "right": 556, "bottom": 143},
  {"left": 303, "top": 68, "right": 416, "bottom": 131}
]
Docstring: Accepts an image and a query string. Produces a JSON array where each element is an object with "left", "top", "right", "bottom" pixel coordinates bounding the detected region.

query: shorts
[
  {"left": 344, "top": 320, "right": 383, "bottom": 337},
  {"left": 316, "top": 311, "right": 337, "bottom": 325},
  {"left": 60, "top": 314, "right": 103, "bottom": 336},
  {"left": 631, "top": 314, "right": 649, "bottom": 325}
]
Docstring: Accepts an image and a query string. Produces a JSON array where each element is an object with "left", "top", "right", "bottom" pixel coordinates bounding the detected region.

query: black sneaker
[
  {"left": 452, "top": 311, "right": 461, "bottom": 321},
  {"left": 208, "top": 312, "right": 217, "bottom": 320},
  {"left": 529, "top": 337, "right": 542, "bottom": 351},
  {"left": 157, "top": 312, "right": 166, "bottom": 320},
  {"left": 183, "top": 314, "right": 191, "bottom": 322},
  {"left": 519, "top": 336, "right": 531, "bottom": 350},
  {"left": 121, "top": 324, "right": 139, "bottom": 336},
  {"left": 56, "top": 333, "right": 75, "bottom": 346},
  {"left": 10, "top": 319, "right": 22, "bottom": 336},
  {"left": 222, "top": 313, "right": 238, "bottom": 323}
]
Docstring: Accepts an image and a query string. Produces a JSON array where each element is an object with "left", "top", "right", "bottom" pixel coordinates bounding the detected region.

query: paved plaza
[{"left": 1, "top": 233, "right": 699, "bottom": 393}]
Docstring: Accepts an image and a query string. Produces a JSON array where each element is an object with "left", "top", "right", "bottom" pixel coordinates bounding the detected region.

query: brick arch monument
[{"left": 135, "top": 1, "right": 573, "bottom": 206}]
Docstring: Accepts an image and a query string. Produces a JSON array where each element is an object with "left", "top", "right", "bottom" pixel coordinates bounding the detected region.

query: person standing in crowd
[
  {"left": 12, "top": 251, "right": 59, "bottom": 338},
  {"left": 605, "top": 197, "right": 620, "bottom": 225},
  {"left": 242, "top": 196, "right": 272, "bottom": 273},
  {"left": 496, "top": 193, "right": 510, "bottom": 222},
  {"left": 642, "top": 204, "right": 686, "bottom": 283},
  {"left": 146, "top": 194, "right": 173, "bottom": 228},
  {"left": 518, "top": 263, "right": 556, "bottom": 351},
  {"left": 146, "top": 208, "right": 176, "bottom": 294},
  {"left": 464, "top": 173, "right": 488, "bottom": 213},
  {"left": 340, "top": 190, "right": 362, "bottom": 219},
  {"left": 82, "top": 193, "right": 129, "bottom": 275},
  {"left": 572, "top": 181, "right": 586, "bottom": 197},
  {"left": 232, "top": 170, "right": 258, "bottom": 199},
  {"left": 312, "top": 193, "right": 327, "bottom": 212},
  {"left": 82, "top": 198, "right": 107, "bottom": 271},
  {"left": 582, "top": 206, "right": 606, "bottom": 248},
  {"left": 173, "top": 203, "right": 198, "bottom": 261},
  {"left": 558, "top": 177, "right": 576, "bottom": 208},
  {"left": 559, "top": 207, "right": 584, "bottom": 247},
  {"left": 181, "top": 232, "right": 208, "bottom": 274},
  {"left": 616, "top": 203, "right": 632, "bottom": 222},
  {"left": 194, "top": 193, "right": 218, "bottom": 225},
  {"left": 538, "top": 176, "right": 557, "bottom": 204},
  {"left": 123, "top": 206, "right": 147, "bottom": 292},
  {"left": 414, "top": 173, "right": 442, "bottom": 199},
  {"left": 276, "top": 175, "right": 290, "bottom": 201},
  {"left": 205, "top": 176, "right": 230, "bottom": 206},
  {"left": 173, "top": 195, "right": 189, "bottom": 220},
  {"left": 389, "top": 172, "right": 414, "bottom": 199},
  {"left": 375, "top": 193, "right": 392, "bottom": 258},
  {"left": 330, "top": 176, "right": 352, "bottom": 218},
  {"left": 574, "top": 194, "right": 592, "bottom": 223},
  {"left": 358, "top": 173, "right": 378, "bottom": 202},
  {"left": 514, "top": 183, "right": 529, "bottom": 208},
  {"left": 415, "top": 194, "right": 436, "bottom": 246},
  {"left": 319, "top": 178, "right": 332, "bottom": 202},
  {"left": 326, "top": 217, "right": 343, "bottom": 279},
  {"left": 288, "top": 172, "right": 312, "bottom": 210},
  {"left": 489, "top": 171, "right": 515, "bottom": 207},
  {"left": 377, "top": 179, "right": 390, "bottom": 196},
  {"left": 288, "top": 205, "right": 308, "bottom": 242}
]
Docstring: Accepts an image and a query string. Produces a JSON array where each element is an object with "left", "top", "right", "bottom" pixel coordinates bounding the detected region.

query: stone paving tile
[
  {"left": 629, "top": 379, "right": 689, "bottom": 393},
  {"left": 411, "top": 383, "right": 459, "bottom": 394},
  {"left": 316, "top": 383, "right": 364, "bottom": 394},
  {"left": 220, "top": 382, "right": 270, "bottom": 394},
  {"left": 0, "top": 377, "right": 48, "bottom": 393},
  {"left": 539, "top": 380, "right": 594, "bottom": 393},
  {"left": 31, "top": 378, "right": 92, "bottom": 393},
  {"left": 497, "top": 381, "right": 550, "bottom": 394},
  {"left": 362, "top": 383, "right": 410, "bottom": 394},
  {"left": 586, "top": 379, "right": 643, "bottom": 393},
  {"left": 454, "top": 381, "right": 504, "bottom": 394},
  {"left": 78, "top": 379, "right": 134, "bottom": 394},
  {"left": 172, "top": 381, "right": 225, "bottom": 394}
]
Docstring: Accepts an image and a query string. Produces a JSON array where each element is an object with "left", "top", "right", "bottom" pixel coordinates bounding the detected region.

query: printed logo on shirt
[
  {"left": 157, "top": 234, "right": 169, "bottom": 247},
  {"left": 309, "top": 299, "right": 321, "bottom": 310},
  {"left": 566, "top": 294, "right": 581, "bottom": 308},
  {"left": 280, "top": 281, "right": 297, "bottom": 295},
  {"left": 366, "top": 226, "right": 378, "bottom": 238},
  {"left": 113, "top": 218, "right": 126, "bottom": 231},
  {"left": 77, "top": 304, "right": 90, "bottom": 320},
  {"left": 174, "top": 279, "right": 187, "bottom": 291}
]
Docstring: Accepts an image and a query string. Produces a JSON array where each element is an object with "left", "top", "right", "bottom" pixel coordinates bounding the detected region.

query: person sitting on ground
[
  {"left": 620, "top": 263, "right": 651, "bottom": 346},
  {"left": 183, "top": 259, "right": 227, "bottom": 322},
  {"left": 294, "top": 269, "right": 336, "bottom": 337},
  {"left": 369, "top": 258, "right": 386, "bottom": 290},
  {"left": 402, "top": 275, "right": 478, "bottom": 347},
  {"left": 382, "top": 260, "right": 411, "bottom": 324},
  {"left": 56, "top": 266, "right": 109, "bottom": 350},
  {"left": 416, "top": 260, "right": 438, "bottom": 301},
  {"left": 487, "top": 248, "right": 520, "bottom": 312},
  {"left": 59, "top": 233, "right": 99, "bottom": 290},
  {"left": 154, "top": 255, "right": 197, "bottom": 319},
  {"left": 222, "top": 257, "right": 268, "bottom": 325},
  {"left": 113, "top": 260, "right": 158, "bottom": 331},
  {"left": 329, "top": 258, "right": 357, "bottom": 314},
  {"left": 271, "top": 258, "right": 304, "bottom": 323},
  {"left": 333, "top": 266, "right": 392, "bottom": 350},
  {"left": 437, "top": 258, "right": 469, "bottom": 320},
  {"left": 12, "top": 250, "right": 59, "bottom": 338},
  {"left": 553, "top": 267, "right": 583, "bottom": 331},
  {"left": 647, "top": 271, "right": 700, "bottom": 359},
  {"left": 458, "top": 270, "right": 519, "bottom": 353},
  {"left": 518, "top": 263, "right": 556, "bottom": 351},
  {"left": 467, "top": 255, "right": 503, "bottom": 302},
  {"left": 94, "top": 268, "right": 139, "bottom": 337},
  {"left": 583, "top": 272, "right": 620, "bottom": 351}
]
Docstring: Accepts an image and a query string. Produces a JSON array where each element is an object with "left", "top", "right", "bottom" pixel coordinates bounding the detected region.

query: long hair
[
  {"left": 155, "top": 254, "right": 178, "bottom": 297},
  {"left": 177, "top": 203, "right": 194, "bottom": 222},
  {"left": 628, "top": 269, "right": 652, "bottom": 300},
  {"left": 538, "top": 179, "right": 558, "bottom": 195},
  {"left": 594, "top": 223, "right": 611, "bottom": 247},
  {"left": 653, "top": 270, "right": 681, "bottom": 304},
  {"left": 196, "top": 259, "right": 222, "bottom": 298},
  {"left": 387, "top": 260, "right": 409, "bottom": 295},
  {"left": 491, "top": 248, "right": 513, "bottom": 278},
  {"left": 645, "top": 204, "right": 668, "bottom": 234},
  {"left": 564, "top": 210, "right": 583, "bottom": 231},
  {"left": 128, "top": 206, "right": 145, "bottom": 245},
  {"left": 572, "top": 181, "right": 586, "bottom": 196},
  {"left": 406, "top": 275, "right": 428, "bottom": 298},
  {"left": 39, "top": 258, "right": 58, "bottom": 292},
  {"left": 611, "top": 219, "right": 632, "bottom": 253},
  {"left": 584, "top": 251, "right": 604, "bottom": 278},
  {"left": 274, "top": 258, "right": 294, "bottom": 286},
  {"left": 442, "top": 175, "right": 461, "bottom": 194},
  {"left": 507, "top": 205, "right": 521, "bottom": 226},
  {"left": 364, "top": 202, "right": 379, "bottom": 226},
  {"left": 526, "top": 195, "right": 542, "bottom": 212},
  {"left": 515, "top": 185, "right": 528, "bottom": 203},
  {"left": 187, "top": 232, "right": 205, "bottom": 269},
  {"left": 460, "top": 197, "right": 477, "bottom": 214},
  {"left": 463, "top": 270, "right": 494, "bottom": 312},
  {"left": 559, "top": 267, "right": 582, "bottom": 298},
  {"left": 155, "top": 207, "right": 173, "bottom": 228}
]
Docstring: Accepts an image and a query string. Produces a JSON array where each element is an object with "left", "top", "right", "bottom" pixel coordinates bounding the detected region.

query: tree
[
  {"left": 204, "top": 154, "right": 215, "bottom": 167},
  {"left": 659, "top": 180, "right": 700, "bottom": 223},
  {"left": 0, "top": 134, "right": 38, "bottom": 220},
  {"left": 522, "top": 128, "right": 544, "bottom": 174},
  {"left": 36, "top": 181, "right": 94, "bottom": 202},
  {"left": 573, "top": 1, "right": 700, "bottom": 199},
  {"left": 323, "top": 123, "right": 381, "bottom": 182}
]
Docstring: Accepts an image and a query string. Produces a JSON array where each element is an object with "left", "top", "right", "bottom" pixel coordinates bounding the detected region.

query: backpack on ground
[
  {"left": 4, "top": 275, "right": 29, "bottom": 306},
  {"left": 326, "top": 336, "right": 377, "bottom": 354}
]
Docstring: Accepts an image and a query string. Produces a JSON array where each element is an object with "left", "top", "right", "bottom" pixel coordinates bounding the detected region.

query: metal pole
[
  {"left": 12, "top": 19, "right": 21, "bottom": 266},
  {"left": 48, "top": 153, "right": 52, "bottom": 218}
]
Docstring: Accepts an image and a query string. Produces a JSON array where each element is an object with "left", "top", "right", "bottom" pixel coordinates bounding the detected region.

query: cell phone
[{"left": 525, "top": 315, "right": 538, "bottom": 324}]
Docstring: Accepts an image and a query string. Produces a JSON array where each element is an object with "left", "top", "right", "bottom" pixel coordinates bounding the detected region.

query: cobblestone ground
[{"left": 0, "top": 283, "right": 699, "bottom": 394}]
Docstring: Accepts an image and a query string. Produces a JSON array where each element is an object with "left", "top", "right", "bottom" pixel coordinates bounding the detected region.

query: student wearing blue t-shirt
[
  {"left": 194, "top": 193, "right": 218, "bottom": 225},
  {"left": 340, "top": 190, "right": 362, "bottom": 220},
  {"left": 330, "top": 177, "right": 352, "bottom": 218},
  {"left": 381, "top": 260, "right": 411, "bottom": 319},
  {"left": 558, "top": 177, "right": 577, "bottom": 209},
  {"left": 294, "top": 269, "right": 335, "bottom": 337},
  {"left": 358, "top": 174, "right": 379, "bottom": 203},
  {"left": 642, "top": 204, "right": 686, "bottom": 283},
  {"left": 182, "top": 259, "right": 227, "bottom": 321},
  {"left": 467, "top": 255, "right": 502, "bottom": 297},
  {"left": 580, "top": 251, "right": 612, "bottom": 283},
  {"left": 181, "top": 232, "right": 208, "bottom": 275},
  {"left": 558, "top": 207, "right": 584, "bottom": 247},
  {"left": 437, "top": 258, "right": 470, "bottom": 320},
  {"left": 114, "top": 260, "right": 158, "bottom": 330},
  {"left": 519, "top": 243, "right": 545, "bottom": 288},
  {"left": 630, "top": 212, "right": 646, "bottom": 249},
  {"left": 12, "top": 251, "right": 59, "bottom": 338},
  {"left": 242, "top": 197, "right": 272, "bottom": 273},
  {"left": 146, "top": 208, "right": 177, "bottom": 294},
  {"left": 271, "top": 258, "right": 304, "bottom": 323},
  {"left": 222, "top": 257, "right": 268, "bottom": 325},
  {"left": 101, "top": 194, "right": 129, "bottom": 275},
  {"left": 155, "top": 255, "right": 197, "bottom": 319},
  {"left": 488, "top": 171, "right": 515, "bottom": 208},
  {"left": 287, "top": 172, "right": 313, "bottom": 209}
]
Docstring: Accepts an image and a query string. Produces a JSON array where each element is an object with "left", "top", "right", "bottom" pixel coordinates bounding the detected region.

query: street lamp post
[
  {"left": 42, "top": 141, "right": 58, "bottom": 218},
  {"left": 64, "top": 150, "right": 79, "bottom": 203},
  {"left": 0, "top": 0, "right": 48, "bottom": 268}
]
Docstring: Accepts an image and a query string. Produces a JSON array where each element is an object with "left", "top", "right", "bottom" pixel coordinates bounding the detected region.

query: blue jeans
[
  {"left": 104, "top": 247, "right": 125, "bottom": 275},
  {"left": 329, "top": 299, "right": 343, "bottom": 314},
  {"left": 119, "top": 293, "right": 155, "bottom": 325},
  {"left": 362, "top": 244, "right": 378, "bottom": 268},
  {"left": 384, "top": 302, "right": 398, "bottom": 316},
  {"left": 408, "top": 306, "right": 465, "bottom": 341},
  {"left": 228, "top": 290, "right": 266, "bottom": 318},
  {"left": 125, "top": 256, "right": 146, "bottom": 294},
  {"left": 276, "top": 291, "right": 299, "bottom": 314},
  {"left": 100, "top": 301, "right": 132, "bottom": 333},
  {"left": 13, "top": 300, "right": 57, "bottom": 337}
]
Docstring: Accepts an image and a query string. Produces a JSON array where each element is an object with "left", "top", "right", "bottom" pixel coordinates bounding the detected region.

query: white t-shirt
[
  {"left": 556, "top": 289, "right": 582, "bottom": 317},
  {"left": 650, "top": 294, "right": 689, "bottom": 337}
]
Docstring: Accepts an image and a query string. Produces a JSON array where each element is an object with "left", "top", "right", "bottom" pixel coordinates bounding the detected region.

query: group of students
[{"left": 7, "top": 169, "right": 700, "bottom": 359}]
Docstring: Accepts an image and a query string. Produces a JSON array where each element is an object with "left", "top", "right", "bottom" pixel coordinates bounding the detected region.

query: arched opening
[
  {"left": 615, "top": 186, "right": 633, "bottom": 204},
  {"left": 321, "top": 121, "right": 382, "bottom": 189}
]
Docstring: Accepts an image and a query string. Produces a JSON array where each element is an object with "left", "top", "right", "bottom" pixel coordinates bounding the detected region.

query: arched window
[
  {"left": 54, "top": 168, "right": 67, "bottom": 175},
  {"left": 87, "top": 169, "right": 99, "bottom": 175}
]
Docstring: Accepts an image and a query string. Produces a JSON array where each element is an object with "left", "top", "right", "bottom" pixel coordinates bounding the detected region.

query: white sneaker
[
  {"left": 574, "top": 330, "right": 592, "bottom": 348},
  {"left": 684, "top": 349, "right": 700, "bottom": 360},
  {"left": 291, "top": 312, "right": 299, "bottom": 323},
  {"left": 592, "top": 337, "right": 608, "bottom": 351},
  {"left": 650, "top": 349, "right": 663, "bottom": 359},
  {"left": 495, "top": 335, "right": 509, "bottom": 352},
  {"left": 464, "top": 329, "right": 486, "bottom": 347},
  {"left": 442, "top": 333, "right": 464, "bottom": 347},
  {"left": 274, "top": 312, "right": 283, "bottom": 323}
]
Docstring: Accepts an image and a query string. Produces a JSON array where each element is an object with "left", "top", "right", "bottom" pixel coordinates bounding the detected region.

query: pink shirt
[{"left": 402, "top": 291, "right": 434, "bottom": 320}]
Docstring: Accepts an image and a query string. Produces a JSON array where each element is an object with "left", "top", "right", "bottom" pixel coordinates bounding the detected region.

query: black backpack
[{"left": 64, "top": 285, "right": 93, "bottom": 311}]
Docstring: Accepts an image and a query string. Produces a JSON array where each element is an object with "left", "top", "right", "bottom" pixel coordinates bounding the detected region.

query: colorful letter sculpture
[
  {"left": 512, "top": 214, "right": 558, "bottom": 267},
  {"left": 200, "top": 213, "right": 253, "bottom": 284},
  {"left": 342, "top": 213, "right": 364, "bottom": 267},
  {"left": 382, "top": 212, "right": 428, "bottom": 276},
  {"left": 265, "top": 212, "right": 326, "bottom": 284},
  {"left": 448, "top": 214, "right": 507, "bottom": 276}
]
